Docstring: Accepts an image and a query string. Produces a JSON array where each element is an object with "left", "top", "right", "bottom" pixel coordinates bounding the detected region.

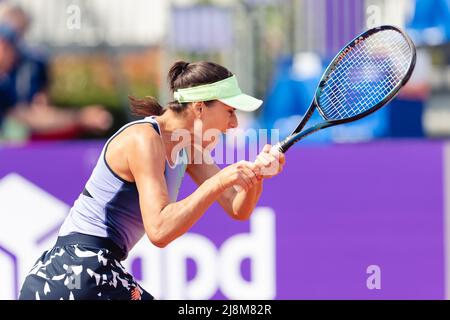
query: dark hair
[{"left": 129, "top": 61, "right": 233, "bottom": 117}]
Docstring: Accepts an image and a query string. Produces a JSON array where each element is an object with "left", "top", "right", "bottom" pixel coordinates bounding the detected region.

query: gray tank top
[{"left": 59, "top": 116, "right": 188, "bottom": 255}]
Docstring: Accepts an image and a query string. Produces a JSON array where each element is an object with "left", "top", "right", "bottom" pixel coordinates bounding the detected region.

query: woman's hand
[
  {"left": 216, "top": 161, "right": 260, "bottom": 192},
  {"left": 254, "top": 144, "right": 286, "bottom": 179}
]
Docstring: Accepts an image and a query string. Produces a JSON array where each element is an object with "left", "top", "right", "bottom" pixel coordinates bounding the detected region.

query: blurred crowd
[
  {"left": 0, "top": 0, "right": 445, "bottom": 144},
  {"left": 0, "top": 2, "right": 112, "bottom": 143}
]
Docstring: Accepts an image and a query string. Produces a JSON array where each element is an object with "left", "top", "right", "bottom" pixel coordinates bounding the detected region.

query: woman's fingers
[
  {"left": 256, "top": 153, "right": 271, "bottom": 166},
  {"left": 234, "top": 161, "right": 259, "bottom": 191},
  {"left": 232, "top": 152, "right": 286, "bottom": 190},
  {"left": 260, "top": 153, "right": 280, "bottom": 174},
  {"left": 238, "top": 167, "right": 257, "bottom": 190},
  {"left": 268, "top": 148, "right": 285, "bottom": 170},
  {"left": 243, "top": 167, "right": 258, "bottom": 186},
  {"left": 262, "top": 144, "right": 272, "bottom": 153},
  {"left": 252, "top": 145, "right": 287, "bottom": 179},
  {"left": 239, "top": 174, "right": 253, "bottom": 191},
  {"left": 279, "top": 153, "right": 286, "bottom": 165}
]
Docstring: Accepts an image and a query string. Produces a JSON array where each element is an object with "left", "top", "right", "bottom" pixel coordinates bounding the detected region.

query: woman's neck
[{"left": 154, "top": 110, "right": 193, "bottom": 151}]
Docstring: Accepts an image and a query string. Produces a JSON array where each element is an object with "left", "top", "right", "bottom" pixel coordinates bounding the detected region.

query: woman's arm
[
  {"left": 232, "top": 179, "right": 263, "bottom": 220},
  {"left": 187, "top": 161, "right": 263, "bottom": 221},
  {"left": 187, "top": 144, "right": 285, "bottom": 221},
  {"left": 128, "top": 126, "right": 258, "bottom": 248}
]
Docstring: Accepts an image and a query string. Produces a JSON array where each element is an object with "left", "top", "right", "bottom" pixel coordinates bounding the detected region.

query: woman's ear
[{"left": 191, "top": 102, "right": 204, "bottom": 119}]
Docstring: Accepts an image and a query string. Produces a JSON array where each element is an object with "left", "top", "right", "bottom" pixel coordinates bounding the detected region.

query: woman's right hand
[{"left": 216, "top": 161, "right": 260, "bottom": 192}]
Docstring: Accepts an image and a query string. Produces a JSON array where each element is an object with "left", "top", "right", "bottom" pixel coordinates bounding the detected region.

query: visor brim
[{"left": 218, "top": 94, "right": 263, "bottom": 112}]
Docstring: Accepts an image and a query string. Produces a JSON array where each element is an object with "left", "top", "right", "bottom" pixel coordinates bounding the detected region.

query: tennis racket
[{"left": 272, "top": 25, "right": 416, "bottom": 153}]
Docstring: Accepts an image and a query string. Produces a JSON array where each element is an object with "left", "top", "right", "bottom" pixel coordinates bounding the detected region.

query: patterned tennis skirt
[{"left": 18, "top": 233, "right": 153, "bottom": 300}]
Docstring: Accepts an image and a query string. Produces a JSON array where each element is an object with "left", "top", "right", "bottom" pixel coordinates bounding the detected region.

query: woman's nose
[{"left": 228, "top": 114, "right": 238, "bottom": 129}]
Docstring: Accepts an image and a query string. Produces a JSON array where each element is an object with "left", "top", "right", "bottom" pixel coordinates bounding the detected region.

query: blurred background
[
  {"left": 1, "top": 0, "right": 450, "bottom": 300},
  {"left": 0, "top": 0, "right": 448, "bottom": 143}
]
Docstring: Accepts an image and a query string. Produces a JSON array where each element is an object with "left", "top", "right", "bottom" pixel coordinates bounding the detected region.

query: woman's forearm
[
  {"left": 231, "top": 179, "right": 263, "bottom": 220},
  {"left": 149, "top": 175, "right": 225, "bottom": 247}
]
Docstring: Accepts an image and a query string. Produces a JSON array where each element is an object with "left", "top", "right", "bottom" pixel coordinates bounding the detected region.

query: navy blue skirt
[{"left": 19, "top": 233, "right": 153, "bottom": 300}]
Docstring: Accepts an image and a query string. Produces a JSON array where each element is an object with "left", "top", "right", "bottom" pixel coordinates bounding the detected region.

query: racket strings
[
  {"left": 318, "top": 30, "right": 413, "bottom": 121},
  {"left": 324, "top": 32, "right": 410, "bottom": 117},
  {"left": 325, "top": 35, "right": 410, "bottom": 118}
]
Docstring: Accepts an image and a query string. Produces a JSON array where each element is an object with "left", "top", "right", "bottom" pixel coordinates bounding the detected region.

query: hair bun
[
  {"left": 181, "top": 62, "right": 189, "bottom": 72},
  {"left": 168, "top": 61, "right": 191, "bottom": 91}
]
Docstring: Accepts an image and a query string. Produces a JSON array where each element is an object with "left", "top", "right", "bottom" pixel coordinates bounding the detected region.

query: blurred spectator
[
  {"left": 407, "top": 0, "right": 450, "bottom": 45},
  {"left": 0, "top": 3, "right": 112, "bottom": 142},
  {"left": 259, "top": 54, "right": 324, "bottom": 140},
  {"left": 387, "top": 48, "right": 431, "bottom": 138}
]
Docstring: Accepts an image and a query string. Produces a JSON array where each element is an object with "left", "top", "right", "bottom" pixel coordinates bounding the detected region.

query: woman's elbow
[
  {"left": 153, "top": 241, "right": 169, "bottom": 248},
  {"left": 147, "top": 232, "right": 170, "bottom": 248},
  {"left": 231, "top": 210, "right": 252, "bottom": 221},
  {"left": 145, "top": 226, "right": 171, "bottom": 248}
]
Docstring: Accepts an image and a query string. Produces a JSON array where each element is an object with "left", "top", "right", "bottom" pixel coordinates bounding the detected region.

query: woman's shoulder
[
  {"left": 125, "top": 123, "right": 166, "bottom": 174},
  {"left": 108, "top": 120, "right": 164, "bottom": 158},
  {"left": 103, "top": 119, "right": 165, "bottom": 183},
  {"left": 110, "top": 118, "right": 159, "bottom": 140},
  {"left": 123, "top": 122, "right": 162, "bottom": 149}
]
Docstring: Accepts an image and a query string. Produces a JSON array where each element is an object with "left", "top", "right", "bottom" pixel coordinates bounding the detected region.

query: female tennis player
[{"left": 18, "top": 61, "right": 285, "bottom": 300}]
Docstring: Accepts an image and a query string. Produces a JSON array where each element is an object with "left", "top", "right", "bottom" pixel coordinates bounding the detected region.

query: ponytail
[{"left": 128, "top": 95, "right": 164, "bottom": 117}]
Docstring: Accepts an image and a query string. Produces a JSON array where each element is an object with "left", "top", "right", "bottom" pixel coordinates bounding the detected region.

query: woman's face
[
  {"left": 194, "top": 100, "right": 238, "bottom": 148},
  {"left": 200, "top": 100, "right": 238, "bottom": 133}
]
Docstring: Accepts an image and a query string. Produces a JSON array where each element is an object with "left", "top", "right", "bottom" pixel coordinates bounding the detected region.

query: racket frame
[{"left": 275, "top": 25, "right": 417, "bottom": 153}]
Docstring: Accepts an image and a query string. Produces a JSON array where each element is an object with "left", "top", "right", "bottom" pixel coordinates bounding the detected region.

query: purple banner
[{"left": 0, "top": 140, "right": 445, "bottom": 299}]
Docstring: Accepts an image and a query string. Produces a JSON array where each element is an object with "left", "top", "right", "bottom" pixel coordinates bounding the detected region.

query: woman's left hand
[{"left": 254, "top": 144, "right": 286, "bottom": 179}]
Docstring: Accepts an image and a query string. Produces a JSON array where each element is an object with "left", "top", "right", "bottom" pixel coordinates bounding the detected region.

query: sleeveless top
[{"left": 59, "top": 116, "right": 188, "bottom": 256}]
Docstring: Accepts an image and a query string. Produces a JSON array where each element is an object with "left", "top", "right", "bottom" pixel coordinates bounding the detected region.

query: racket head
[{"left": 314, "top": 25, "right": 417, "bottom": 124}]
